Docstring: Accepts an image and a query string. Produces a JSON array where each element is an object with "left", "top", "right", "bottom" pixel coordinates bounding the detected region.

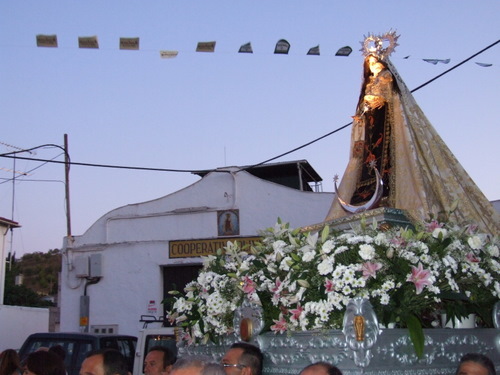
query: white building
[{"left": 60, "top": 161, "right": 333, "bottom": 336}]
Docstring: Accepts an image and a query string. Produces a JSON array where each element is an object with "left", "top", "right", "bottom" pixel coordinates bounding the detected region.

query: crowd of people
[{"left": 0, "top": 342, "right": 496, "bottom": 375}]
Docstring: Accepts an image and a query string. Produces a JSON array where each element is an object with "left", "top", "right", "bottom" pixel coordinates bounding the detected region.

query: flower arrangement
[{"left": 167, "top": 217, "right": 499, "bottom": 356}]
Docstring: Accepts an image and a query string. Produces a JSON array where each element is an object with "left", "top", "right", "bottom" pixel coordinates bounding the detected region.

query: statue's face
[
  {"left": 367, "top": 55, "right": 378, "bottom": 65},
  {"left": 369, "top": 61, "right": 384, "bottom": 76}
]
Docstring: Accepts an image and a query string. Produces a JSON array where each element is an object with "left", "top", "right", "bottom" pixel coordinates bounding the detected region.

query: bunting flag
[
  {"left": 274, "top": 39, "right": 290, "bottom": 54},
  {"left": 29, "top": 33, "right": 494, "bottom": 69},
  {"left": 238, "top": 42, "right": 253, "bottom": 53},
  {"left": 475, "top": 62, "right": 492, "bottom": 67},
  {"left": 423, "top": 58, "right": 450, "bottom": 65},
  {"left": 119, "top": 37, "right": 139, "bottom": 50},
  {"left": 160, "top": 50, "right": 178, "bottom": 59},
  {"left": 36, "top": 34, "right": 58, "bottom": 48},
  {"left": 78, "top": 36, "right": 99, "bottom": 49},
  {"left": 307, "top": 45, "right": 320, "bottom": 56},
  {"left": 196, "top": 41, "right": 216, "bottom": 52},
  {"left": 335, "top": 46, "right": 352, "bottom": 56}
]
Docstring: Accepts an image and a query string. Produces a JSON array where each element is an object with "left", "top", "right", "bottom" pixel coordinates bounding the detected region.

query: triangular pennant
[
  {"left": 78, "top": 36, "right": 99, "bottom": 49},
  {"left": 238, "top": 42, "right": 253, "bottom": 53},
  {"left": 120, "top": 37, "right": 140, "bottom": 50},
  {"left": 475, "top": 62, "right": 493, "bottom": 67},
  {"left": 196, "top": 41, "right": 216, "bottom": 52},
  {"left": 36, "top": 34, "right": 58, "bottom": 48},
  {"left": 335, "top": 46, "right": 352, "bottom": 56},
  {"left": 423, "top": 58, "right": 450, "bottom": 65},
  {"left": 274, "top": 39, "right": 290, "bottom": 54},
  {"left": 307, "top": 45, "right": 320, "bottom": 56},
  {"left": 160, "top": 50, "right": 179, "bottom": 59}
]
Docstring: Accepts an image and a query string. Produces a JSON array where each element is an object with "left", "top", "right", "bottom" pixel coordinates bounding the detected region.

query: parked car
[{"left": 19, "top": 332, "right": 137, "bottom": 375}]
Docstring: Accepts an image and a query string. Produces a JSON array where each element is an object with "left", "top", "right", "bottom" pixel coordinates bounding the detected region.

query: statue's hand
[{"left": 364, "top": 95, "right": 385, "bottom": 109}]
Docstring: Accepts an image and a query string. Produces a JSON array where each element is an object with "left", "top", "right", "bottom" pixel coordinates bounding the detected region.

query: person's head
[
  {"left": 221, "top": 343, "right": 263, "bottom": 375},
  {"left": 455, "top": 353, "right": 496, "bottom": 375},
  {"left": 80, "top": 349, "right": 129, "bottom": 375},
  {"left": 144, "top": 346, "right": 176, "bottom": 375},
  {"left": 170, "top": 356, "right": 222, "bottom": 375},
  {"left": 49, "top": 346, "right": 66, "bottom": 362},
  {"left": 1, "top": 349, "right": 20, "bottom": 375},
  {"left": 300, "top": 362, "right": 343, "bottom": 375},
  {"left": 23, "top": 351, "right": 65, "bottom": 375}
]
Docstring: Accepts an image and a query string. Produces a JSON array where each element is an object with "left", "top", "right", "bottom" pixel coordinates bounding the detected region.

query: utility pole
[{"left": 64, "top": 134, "right": 72, "bottom": 238}]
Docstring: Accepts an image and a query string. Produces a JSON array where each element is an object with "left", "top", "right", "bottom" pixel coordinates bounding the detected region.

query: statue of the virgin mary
[{"left": 326, "top": 32, "right": 500, "bottom": 236}]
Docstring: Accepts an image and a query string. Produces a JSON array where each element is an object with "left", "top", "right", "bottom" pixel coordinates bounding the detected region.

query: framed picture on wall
[{"left": 217, "top": 209, "right": 240, "bottom": 236}]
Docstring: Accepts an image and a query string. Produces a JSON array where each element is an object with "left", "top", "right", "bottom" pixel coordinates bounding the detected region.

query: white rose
[
  {"left": 359, "top": 244, "right": 375, "bottom": 260},
  {"left": 302, "top": 250, "right": 315, "bottom": 262},
  {"left": 488, "top": 245, "right": 499, "bottom": 257},
  {"left": 322, "top": 240, "right": 335, "bottom": 254},
  {"left": 273, "top": 240, "right": 287, "bottom": 252},
  {"left": 318, "top": 258, "right": 333, "bottom": 275},
  {"left": 467, "top": 236, "right": 483, "bottom": 250}
]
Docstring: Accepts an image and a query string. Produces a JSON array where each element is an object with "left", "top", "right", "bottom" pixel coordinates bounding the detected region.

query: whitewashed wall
[
  {"left": 60, "top": 169, "right": 333, "bottom": 337},
  {"left": 0, "top": 305, "right": 49, "bottom": 351}
]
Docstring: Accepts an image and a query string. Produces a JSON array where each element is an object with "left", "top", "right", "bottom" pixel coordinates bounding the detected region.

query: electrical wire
[{"left": 0, "top": 39, "right": 498, "bottom": 176}]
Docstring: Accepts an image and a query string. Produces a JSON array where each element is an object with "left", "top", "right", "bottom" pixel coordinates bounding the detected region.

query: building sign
[{"left": 169, "top": 236, "right": 261, "bottom": 258}]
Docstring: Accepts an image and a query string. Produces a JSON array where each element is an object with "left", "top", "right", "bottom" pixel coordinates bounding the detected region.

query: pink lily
[
  {"left": 271, "top": 278, "right": 282, "bottom": 293},
  {"left": 466, "top": 252, "right": 480, "bottom": 263},
  {"left": 325, "top": 279, "right": 335, "bottom": 292},
  {"left": 242, "top": 276, "right": 256, "bottom": 294},
  {"left": 270, "top": 315, "right": 288, "bottom": 333},
  {"left": 390, "top": 236, "right": 406, "bottom": 247},
  {"left": 466, "top": 224, "right": 478, "bottom": 235},
  {"left": 425, "top": 220, "right": 443, "bottom": 232},
  {"left": 289, "top": 304, "right": 304, "bottom": 321},
  {"left": 181, "top": 331, "right": 193, "bottom": 345},
  {"left": 407, "top": 263, "right": 433, "bottom": 295},
  {"left": 361, "top": 262, "right": 382, "bottom": 279}
]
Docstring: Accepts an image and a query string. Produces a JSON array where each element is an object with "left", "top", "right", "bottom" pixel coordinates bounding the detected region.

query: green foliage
[
  {"left": 405, "top": 313, "right": 425, "bottom": 359},
  {"left": 4, "top": 249, "right": 61, "bottom": 307},
  {"left": 4, "top": 284, "right": 54, "bottom": 307}
]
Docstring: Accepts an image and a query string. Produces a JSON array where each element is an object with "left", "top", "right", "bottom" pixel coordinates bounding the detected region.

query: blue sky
[{"left": 1, "top": 1, "right": 499, "bottom": 255}]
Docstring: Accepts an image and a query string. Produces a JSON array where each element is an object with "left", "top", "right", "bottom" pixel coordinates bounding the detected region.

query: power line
[
  {"left": 0, "top": 39, "right": 497, "bottom": 177},
  {"left": 237, "top": 39, "right": 499, "bottom": 172},
  {"left": 410, "top": 39, "right": 499, "bottom": 93},
  {"left": 0, "top": 154, "right": 207, "bottom": 174}
]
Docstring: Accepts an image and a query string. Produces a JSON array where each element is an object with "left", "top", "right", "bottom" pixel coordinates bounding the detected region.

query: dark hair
[
  {"left": 25, "top": 351, "right": 65, "bottom": 375},
  {"left": 85, "top": 349, "right": 128, "bottom": 375},
  {"left": 147, "top": 346, "right": 176, "bottom": 368},
  {"left": 456, "top": 353, "right": 496, "bottom": 375},
  {"left": 0, "top": 349, "right": 20, "bottom": 375},
  {"left": 300, "top": 362, "right": 343, "bottom": 375},
  {"left": 48, "top": 346, "right": 66, "bottom": 362},
  {"left": 230, "top": 342, "right": 263, "bottom": 375}
]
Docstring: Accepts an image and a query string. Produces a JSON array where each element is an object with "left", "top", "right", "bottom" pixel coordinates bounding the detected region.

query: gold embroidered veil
[{"left": 325, "top": 32, "right": 500, "bottom": 236}]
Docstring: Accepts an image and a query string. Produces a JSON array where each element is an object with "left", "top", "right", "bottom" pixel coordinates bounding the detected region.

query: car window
[
  {"left": 99, "top": 338, "right": 136, "bottom": 372},
  {"left": 75, "top": 342, "right": 94, "bottom": 372},
  {"left": 115, "top": 339, "right": 133, "bottom": 358}
]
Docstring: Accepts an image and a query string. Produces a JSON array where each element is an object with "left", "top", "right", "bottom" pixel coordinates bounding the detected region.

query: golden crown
[{"left": 361, "top": 31, "right": 399, "bottom": 59}]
